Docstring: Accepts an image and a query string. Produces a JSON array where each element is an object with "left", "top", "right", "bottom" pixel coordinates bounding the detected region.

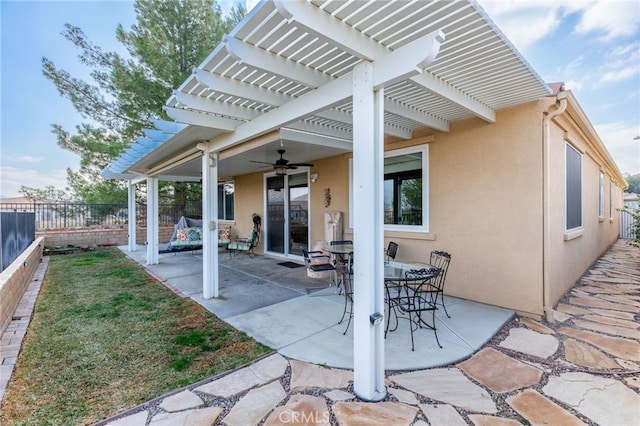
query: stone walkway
[{"left": 98, "top": 239, "right": 639, "bottom": 426}]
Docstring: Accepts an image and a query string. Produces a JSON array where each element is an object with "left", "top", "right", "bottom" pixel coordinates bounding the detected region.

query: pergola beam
[
  {"left": 384, "top": 98, "right": 449, "bottom": 132},
  {"left": 174, "top": 91, "right": 262, "bottom": 121},
  {"left": 224, "top": 36, "right": 331, "bottom": 88},
  {"left": 286, "top": 120, "right": 352, "bottom": 141},
  {"left": 194, "top": 69, "right": 291, "bottom": 107},
  {"left": 412, "top": 71, "right": 495, "bottom": 123},
  {"left": 164, "top": 106, "right": 243, "bottom": 131},
  {"left": 208, "top": 30, "right": 445, "bottom": 152},
  {"left": 274, "top": 0, "right": 378, "bottom": 61},
  {"left": 273, "top": 0, "right": 494, "bottom": 123}
]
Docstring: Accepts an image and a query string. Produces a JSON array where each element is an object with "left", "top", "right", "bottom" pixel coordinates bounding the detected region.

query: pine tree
[{"left": 28, "top": 0, "right": 244, "bottom": 203}]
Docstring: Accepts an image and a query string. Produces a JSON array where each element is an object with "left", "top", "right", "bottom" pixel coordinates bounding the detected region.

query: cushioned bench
[{"left": 167, "top": 225, "right": 233, "bottom": 250}]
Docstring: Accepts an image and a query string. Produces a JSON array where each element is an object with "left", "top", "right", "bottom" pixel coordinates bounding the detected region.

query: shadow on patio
[{"left": 121, "top": 246, "right": 514, "bottom": 371}]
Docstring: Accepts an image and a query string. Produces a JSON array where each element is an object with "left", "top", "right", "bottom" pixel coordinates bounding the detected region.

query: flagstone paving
[{"left": 62, "top": 240, "right": 640, "bottom": 424}]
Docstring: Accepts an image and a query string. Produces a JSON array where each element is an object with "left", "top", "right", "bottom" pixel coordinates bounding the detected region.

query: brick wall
[
  {"left": 0, "top": 238, "right": 44, "bottom": 334},
  {"left": 36, "top": 226, "right": 175, "bottom": 248}
]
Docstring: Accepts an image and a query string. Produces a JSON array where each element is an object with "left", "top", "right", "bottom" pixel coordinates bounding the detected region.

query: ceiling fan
[{"left": 250, "top": 149, "right": 314, "bottom": 175}]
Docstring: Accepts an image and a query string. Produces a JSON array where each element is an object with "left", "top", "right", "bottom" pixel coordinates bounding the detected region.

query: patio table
[{"left": 322, "top": 243, "right": 353, "bottom": 287}]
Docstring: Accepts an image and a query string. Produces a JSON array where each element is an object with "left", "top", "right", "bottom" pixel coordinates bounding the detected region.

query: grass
[{"left": 0, "top": 249, "right": 272, "bottom": 425}]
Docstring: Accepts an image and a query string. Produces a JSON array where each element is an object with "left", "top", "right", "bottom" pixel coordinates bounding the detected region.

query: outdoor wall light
[
  {"left": 370, "top": 312, "right": 383, "bottom": 326},
  {"left": 310, "top": 173, "right": 318, "bottom": 183}
]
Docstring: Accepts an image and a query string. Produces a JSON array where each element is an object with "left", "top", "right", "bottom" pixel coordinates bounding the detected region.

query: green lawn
[{"left": 1, "top": 249, "right": 271, "bottom": 425}]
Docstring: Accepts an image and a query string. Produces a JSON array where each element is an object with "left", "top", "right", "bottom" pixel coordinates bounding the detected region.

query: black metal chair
[
  {"left": 427, "top": 250, "right": 452, "bottom": 318},
  {"left": 337, "top": 251, "right": 354, "bottom": 334},
  {"left": 385, "top": 241, "right": 399, "bottom": 262},
  {"left": 329, "top": 240, "right": 353, "bottom": 292},
  {"left": 302, "top": 248, "right": 337, "bottom": 288},
  {"left": 400, "top": 267, "right": 443, "bottom": 350}
]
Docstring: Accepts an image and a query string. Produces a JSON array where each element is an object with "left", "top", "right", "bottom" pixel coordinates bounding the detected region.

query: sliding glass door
[{"left": 265, "top": 171, "right": 309, "bottom": 258}]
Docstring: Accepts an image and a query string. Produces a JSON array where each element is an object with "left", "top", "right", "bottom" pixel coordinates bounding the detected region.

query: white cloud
[
  {"left": 478, "top": 0, "right": 639, "bottom": 53},
  {"left": 575, "top": 1, "right": 640, "bottom": 41},
  {"left": 599, "top": 67, "right": 639, "bottom": 85},
  {"left": 595, "top": 41, "right": 640, "bottom": 86},
  {"left": 594, "top": 121, "right": 640, "bottom": 175},
  {"left": 0, "top": 166, "right": 69, "bottom": 197},
  {"left": 477, "top": 1, "right": 564, "bottom": 50},
  {"left": 11, "top": 155, "right": 45, "bottom": 163}
]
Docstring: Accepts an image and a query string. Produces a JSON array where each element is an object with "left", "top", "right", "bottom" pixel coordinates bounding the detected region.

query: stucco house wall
[
  {"left": 422, "top": 101, "right": 546, "bottom": 316},
  {"left": 546, "top": 100, "right": 623, "bottom": 307},
  {"left": 227, "top": 95, "right": 624, "bottom": 319}
]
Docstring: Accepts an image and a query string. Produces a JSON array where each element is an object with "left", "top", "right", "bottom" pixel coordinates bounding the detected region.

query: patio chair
[
  {"left": 385, "top": 241, "right": 399, "bottom": 262},
  {"left": 227, "top": 228, "right": 258, "bottom": 258},
  {"left": 400, "top": 267, "right": 443, "bottom": 350},
  {"left": 338, "top": 251, "right": 354, "bottom": 335},
  {"left": 302, "top": 248, "right": 337, "bottom": 289},
  {"left": 427, "top": 250, "right": 452, "bottom": 318}
]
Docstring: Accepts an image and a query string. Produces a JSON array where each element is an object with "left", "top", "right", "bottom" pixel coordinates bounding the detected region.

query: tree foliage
[
  {"left": 28, "top": 0, "right": 245, "bottom": 203},
  {"left": 625, "top": 173, "right": 640, "bottom": 194},
  {"left": 20, "top": 186, "right": 72, "bottom": 203}
]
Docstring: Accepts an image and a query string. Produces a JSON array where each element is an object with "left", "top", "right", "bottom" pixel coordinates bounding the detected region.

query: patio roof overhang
[
  {"left": 102, "top": 0, "right": 555, "bottom": 403},
  {"left": 103, "top": 0, "right": 551, "bottom": 180}
]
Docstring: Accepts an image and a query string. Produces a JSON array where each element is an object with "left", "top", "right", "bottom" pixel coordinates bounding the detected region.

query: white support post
[
  {"left": 146, "top": 176, "right": 159, "bottom": 265},
  {"left": 202, "top": 151, "right": 219, "bottom": 298},
  {"left": 127, "top": 180, "right": 137, "bottom": 252},
  {"left": 352, "top": 62, "right": 386, "bottom": 402}
]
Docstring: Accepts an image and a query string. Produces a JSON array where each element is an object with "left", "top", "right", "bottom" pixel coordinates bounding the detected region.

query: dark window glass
[{"left": 384, "top": 152, "right": 422, "bottom": 225}]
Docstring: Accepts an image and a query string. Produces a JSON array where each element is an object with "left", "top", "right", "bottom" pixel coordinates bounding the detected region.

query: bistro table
[
  {"left": 384, "top": 261, "right": 442, "bottom": 350},
  {"left": 322, "top": 242, "right": 353, "bottom": 256},
  {"left": 322, "top": 242, "right": 354, "bottom": 291}
]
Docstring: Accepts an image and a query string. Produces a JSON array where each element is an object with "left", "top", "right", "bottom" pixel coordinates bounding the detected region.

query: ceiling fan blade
[
  {"left": 289, "top": 163, "right": 314, "bottom": 167},
  {"left": 249, "top": 160, "right": 275, "bottom": 165}
]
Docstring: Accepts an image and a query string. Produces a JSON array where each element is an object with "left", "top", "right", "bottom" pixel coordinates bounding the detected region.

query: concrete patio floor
[{"left": 122, "top": 245, "right": 514, "bottom": 371}]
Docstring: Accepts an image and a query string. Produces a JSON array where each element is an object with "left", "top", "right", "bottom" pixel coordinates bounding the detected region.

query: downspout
[{"left": 542, "top": 92, "right": 568, "bottom": 322}]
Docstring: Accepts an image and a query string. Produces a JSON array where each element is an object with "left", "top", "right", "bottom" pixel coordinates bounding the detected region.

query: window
[
  {"left": 598, "top": 172, "right": 604, "bottom": 218},
  {"left": 565, "top": 143, "right": 582, "bottom": 230},
  {"left": 609, "top": 182, "right": 614, "bottom": 219},
  {"left": 349, "top": 145, "right": 428, "bottom": 232},
  {"left": 218, "top": 182, "right": 234, "bottom": 220}
]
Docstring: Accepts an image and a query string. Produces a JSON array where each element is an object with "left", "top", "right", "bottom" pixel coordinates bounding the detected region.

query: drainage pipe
[{"left": 542, "top": 92, "right": 568, "bottom": 322}]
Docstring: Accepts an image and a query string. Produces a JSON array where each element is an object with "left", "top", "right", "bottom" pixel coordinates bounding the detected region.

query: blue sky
[{"left": 1, "top": 0, "right": 639, "bottom": 198}]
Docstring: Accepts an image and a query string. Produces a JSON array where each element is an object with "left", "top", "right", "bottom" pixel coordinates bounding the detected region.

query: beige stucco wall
[
  {"left": 231, "top": 173, "right": 266, "bottom": 254},
  {"left": 417, "top": 102, "right": 546, "bottom": 316},
  {"left": 227, "top": 97, "right": 624, "bottom": 317},
  {"left": 545, "top": 104, "right": 623, "bottom": 307}
]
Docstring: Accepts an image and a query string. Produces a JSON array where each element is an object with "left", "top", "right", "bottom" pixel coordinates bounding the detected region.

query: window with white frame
[
  {"left": 609, "top": 181, "right": 614, "bottom": 219},
  {"left": 598, "top": 172, "right": 604, "bottom": 218},
  {"left": 350, "top": 145, "right": 429, "bottom": 232},
  {"left": 566, "top": 143, "right": 582, "bottom": 230},
  {"left": 218, "top": 181, "right": 234, "bottom": 220}
]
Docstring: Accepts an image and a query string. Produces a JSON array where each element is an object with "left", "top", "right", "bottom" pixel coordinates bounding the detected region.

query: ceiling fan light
[{"left": 275, "top": 165, "right": 288, "bottom": 175}]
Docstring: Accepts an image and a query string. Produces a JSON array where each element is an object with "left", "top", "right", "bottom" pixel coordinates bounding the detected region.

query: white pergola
[{"left": 103, "top": 0, "right": 550, "bottom": 401}]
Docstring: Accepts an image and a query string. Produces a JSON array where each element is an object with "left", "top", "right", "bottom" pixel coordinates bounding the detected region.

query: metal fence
[
  {"left": 619, "top": 208, "right": 637, "bottom": 239},
  {"left": 1, "top": 211, "right": 35, "bottom": 271},
  {"left": 0, "top": 201, "right": 202, "bottom": 231}
]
